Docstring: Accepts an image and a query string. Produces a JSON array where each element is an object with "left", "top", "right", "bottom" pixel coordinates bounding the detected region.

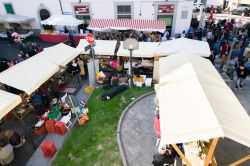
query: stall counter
[{"left": 40, "top": 33, "right": 85, "bottom": 43}]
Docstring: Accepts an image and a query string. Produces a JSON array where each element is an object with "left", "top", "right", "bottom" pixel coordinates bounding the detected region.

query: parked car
[
  {"left": 231, "top": 6, "right": 250, "bottom": 16},
  {"left": 193, "top": 3, "right": 204, "bottom": 12},
  {"left": 205, "top": 5, "right": 222, "bottom": 13}
]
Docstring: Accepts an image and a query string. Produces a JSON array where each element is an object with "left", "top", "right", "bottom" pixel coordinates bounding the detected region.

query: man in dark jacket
[{"left": 70, "top": 59, "right": 81, "bottom": 87}]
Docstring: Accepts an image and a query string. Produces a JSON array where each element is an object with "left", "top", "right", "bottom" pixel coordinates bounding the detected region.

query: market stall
[
  {"left": 77, "top": 39, "right": 117, "bottom": 56},
  {"left": 87, "top": 19, "right": 166, "bottom": 33},
  {"left": 117, "top": 41, "right": 158, "bottom": 85},
  {"left": 0, "top": 90, "right": 22, "bottom": 120},
  {"left": 157, "top": 53, "right": 250, "bottom": 165},
  {"left": 77, "top": 39, "right": 119, "bottom": 85},
  {"left": 0, "top": 14, "right": 35, "bottom": 39},
  {"left": 40, "top": 14, "right": 84, "bottom": 43},
  {"left": 0, "top": 57, "right": 59, "bottom": 96},
  {"left": 155, "top": 37, "right": 211, "bottom": 57}
]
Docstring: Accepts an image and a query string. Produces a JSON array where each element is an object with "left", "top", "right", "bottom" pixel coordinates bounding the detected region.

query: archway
[{"left": 39, "top": 9, "right": 50, "bottom": 21}]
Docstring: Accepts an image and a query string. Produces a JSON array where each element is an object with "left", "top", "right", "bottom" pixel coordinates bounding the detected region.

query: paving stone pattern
[{"left": 120, "top": 86, "right": 250, "bottom": 166}]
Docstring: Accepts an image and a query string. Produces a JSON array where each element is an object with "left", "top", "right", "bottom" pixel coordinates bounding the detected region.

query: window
[
  {"left": 4, "top": 3, "right": 14, "bottom": 14},
  {"left": 117, "top": 5, "right": 131, "bottom": 19},
  {"left": 181, "top": 11, "right": 188, "bottom": 19}
]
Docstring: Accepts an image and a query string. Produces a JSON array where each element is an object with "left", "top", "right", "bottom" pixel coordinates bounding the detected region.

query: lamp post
[{"left": 123, "top": 38, "right": 139, "bottom": 85}]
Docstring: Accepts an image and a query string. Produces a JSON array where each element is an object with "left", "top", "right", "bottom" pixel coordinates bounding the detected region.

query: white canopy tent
[
  {"left": 77, "top": 39, "right": 117, "bottom": 56},
  {"left": 155, "top": 38, "right": 211, "bottom": 57},
  {"left": 117, "top": 42, "right": 159, "bottom": 58},
  {"left": 0, "top": 90, "right": 21, "bottom": 120},
  {"left": 41, "top": 14, "right": 82, "bottom": 26},
  {"left": 0, "top": 14, "right": 35, "bottom": 24},
  {"left": 0, "top": 58, "right": 59, "bottom": 95},
  {"left": 158, "top": 53, "right": 250, "bottom": 148},
  {"left": 35, "top": 43, "right": 80, "bottom": 66}
]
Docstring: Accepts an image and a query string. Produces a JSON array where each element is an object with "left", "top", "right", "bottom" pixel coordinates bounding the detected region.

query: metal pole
[
  {"left": 90, "top": 46, "right": 96, "bottom": 83},
  {"left": 129, "top": 49, "right": 133, "bottom": 85},
  {"left": 58, "top": 0, "right": 64, "bottom": 14}
]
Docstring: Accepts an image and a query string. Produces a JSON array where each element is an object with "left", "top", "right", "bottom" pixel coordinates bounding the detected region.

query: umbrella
[{"left": 0, "top": 14, "right": 35, "bottom": 24}]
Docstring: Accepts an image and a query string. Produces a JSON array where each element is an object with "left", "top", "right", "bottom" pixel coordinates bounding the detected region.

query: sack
[{"left": 152, "top": 153, "right": 174, "bottom": 166}]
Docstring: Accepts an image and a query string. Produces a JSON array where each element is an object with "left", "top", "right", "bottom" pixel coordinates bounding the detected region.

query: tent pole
[
  {"left": 204, "top": 138, "right": 219, "bottom": 166},
  {"left": 171, "top": 144, "right": 191, "bottom": 166},
  {"left": 228, "top": 155, "right": 250, "bottom": 166}
]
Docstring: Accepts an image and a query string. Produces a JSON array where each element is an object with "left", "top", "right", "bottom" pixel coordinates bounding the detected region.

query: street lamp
[{"left": 123, "top": 38, "right": 139, "bottom": 85}]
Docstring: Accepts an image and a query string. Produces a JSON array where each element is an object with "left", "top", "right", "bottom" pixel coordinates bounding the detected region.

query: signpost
[
  {"left": 86, "top": 33, "right": 95, "bottom": 45},
  {"left": 85, "top": 33, "right": 96, "bottom": 84}
]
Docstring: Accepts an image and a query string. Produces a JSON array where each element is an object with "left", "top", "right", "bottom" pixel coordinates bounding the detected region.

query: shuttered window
[{"left": 4, "top": 3, "right": 15, "bottom": 14}]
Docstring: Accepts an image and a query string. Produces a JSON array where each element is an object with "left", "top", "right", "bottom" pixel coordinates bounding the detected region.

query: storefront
[
  {"left": 156, "top": 4, "right": 174, "bottom": 33},
  {"left": 72, "top": 3, "right": 91, "bottom": 32}
]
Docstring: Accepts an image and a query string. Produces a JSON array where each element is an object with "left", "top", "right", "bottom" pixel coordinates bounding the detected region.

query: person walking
[
  {"left": 6, "top": 30, "right": 13, "bottom": 47},
  {"left": 220, "top": 40, "right": 229, "bottom": 69},
  {"left": 235, "top": 65, "right": 247, "bottom": 89},
  {"left": 77, "top": 56, "right": 86, "bottom": 80},
  {"left": 70, "top": 59, "right": 81, "bottom": 87}
]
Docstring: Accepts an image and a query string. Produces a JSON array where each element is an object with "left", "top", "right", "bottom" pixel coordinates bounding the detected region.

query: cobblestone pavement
[{"left": 120, "top": 83, "right": 250, "bottom": 166}]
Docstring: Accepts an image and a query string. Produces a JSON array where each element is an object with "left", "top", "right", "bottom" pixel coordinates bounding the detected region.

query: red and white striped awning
[{"left": 88, "top": 19, "right": 166, "bottom": 33}]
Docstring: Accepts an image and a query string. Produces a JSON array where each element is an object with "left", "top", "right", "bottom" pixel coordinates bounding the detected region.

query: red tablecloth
[{"left": 40, "top": 33, "right": 85, "bottom": 44}]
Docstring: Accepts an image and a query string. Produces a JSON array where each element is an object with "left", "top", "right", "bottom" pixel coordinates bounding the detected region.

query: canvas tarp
[
  {"left": 41, "top": 14, "right": 82, "bottom": 26},
  {"left": 155, "top": 37, "right": 210, "bottom": 57},
  {"left": 36, "top": 43, "right": 80, "bottom": 66},
  {"left": 117, "top": 42, "right": 159, "bottom": 58},
  {"left": 77, "top": 39, "right": 117, "bottom": 56},
  {"left": 158, "top": 53, "right": 250, "bottom": 148},
  {"left": 0, "top": 90, "right": 21, "bottom": 120},
  {"left": 0, "top": 14, "right": 34, "bottom": 24},
  {"left": 0, "top": 57, "right": 59, "bottom": 95}
]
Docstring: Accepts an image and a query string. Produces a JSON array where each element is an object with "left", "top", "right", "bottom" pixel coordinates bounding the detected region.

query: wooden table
[{"left": 12, "top": 107, "right": 33, "bottom": 125}]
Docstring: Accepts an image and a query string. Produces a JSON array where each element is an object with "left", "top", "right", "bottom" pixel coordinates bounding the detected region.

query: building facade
[{"left": 0, "top": 0, "right": 193, "bottom": 36}]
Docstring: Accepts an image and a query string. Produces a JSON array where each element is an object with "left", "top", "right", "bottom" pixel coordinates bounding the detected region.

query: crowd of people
[
  {"left": 94, "top": 30, "right": 170, "bottom": 42},
  {"left": 0, "top": 30, "right": 44, "bottom": 72},
  {"left": 152, "top": 19, "right": 250, "bottom": 166}
]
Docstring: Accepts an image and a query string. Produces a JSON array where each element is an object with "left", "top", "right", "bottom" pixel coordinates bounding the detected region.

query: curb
[{"left": 117, "top": 91, "right": 155, "bottom": 166}]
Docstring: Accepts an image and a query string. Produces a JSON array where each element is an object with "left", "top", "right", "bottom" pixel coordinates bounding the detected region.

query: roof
[
  {"left": 77, "top": 39, "right": 117, "bottom": 56},
  {"left": 0, "top": 90, "right": 21, "bottom": 120},
  {"left": 35, "top": 43, "right": 80, "bottom": 66},
  {"left": 41, "top": 14, "right": 82, "bottom": 26},
  {"left": 88, "top": 19, "right": 166, "bottom": 33},
  {"left": 158, "top": 53, "right": 250, "bottom": 147},
  {"left": 0, "top": 57, "right": 59, "bottom": 95},
  {"left": 155, "top": 37, "right": 211, "bottom": 57},
  {"left": 0, "top": 14, "right": 34, "bottom": 24},
  {"left": 117, "top": 42, "right": 159, "bottom": 58}
]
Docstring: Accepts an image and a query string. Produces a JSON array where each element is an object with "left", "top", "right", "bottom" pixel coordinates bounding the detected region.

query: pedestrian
[
  {"left": 220, "top": 40, "right": 229, "bottom": 69},
  {"left": 77, "top": 56, "right": 86, "bottom": 80},
  {"left": 6, "top": 30, "right": 14, "bottom": 47},
  {"left": 235, "top": 66, "right": 247, "bottom": 89},
  {"left": 70, "top": 59, "right": 81, "bottom": 87},
  {"left": 226, "top": 56, "right": 239, "bottom": 80},
  {"left": 213, "top": 40, "right": 220, "bottom": 59},
  {"left": 17, "top": 51, "right": 25, "bottom": 62}
]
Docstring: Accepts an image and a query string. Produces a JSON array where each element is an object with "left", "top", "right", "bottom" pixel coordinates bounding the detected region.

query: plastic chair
[
  {"left": 60, "top": 112, "right": 72, "bottom": 130},
  {"left": 145, "top": 78, "right": 152, "bottom": 87}
]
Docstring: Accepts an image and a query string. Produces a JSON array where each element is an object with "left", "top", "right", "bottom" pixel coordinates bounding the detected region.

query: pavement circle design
[{"left": 117, "top": 91, "right": 156, "bottom": 166}]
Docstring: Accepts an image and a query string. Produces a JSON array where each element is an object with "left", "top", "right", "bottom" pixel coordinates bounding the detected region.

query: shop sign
[
  {"left": 158, "top": 5, "right": 174, "bottom": 14},
  {"left": 74, "top": 6, "right": 89, "bottom": 14}
]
